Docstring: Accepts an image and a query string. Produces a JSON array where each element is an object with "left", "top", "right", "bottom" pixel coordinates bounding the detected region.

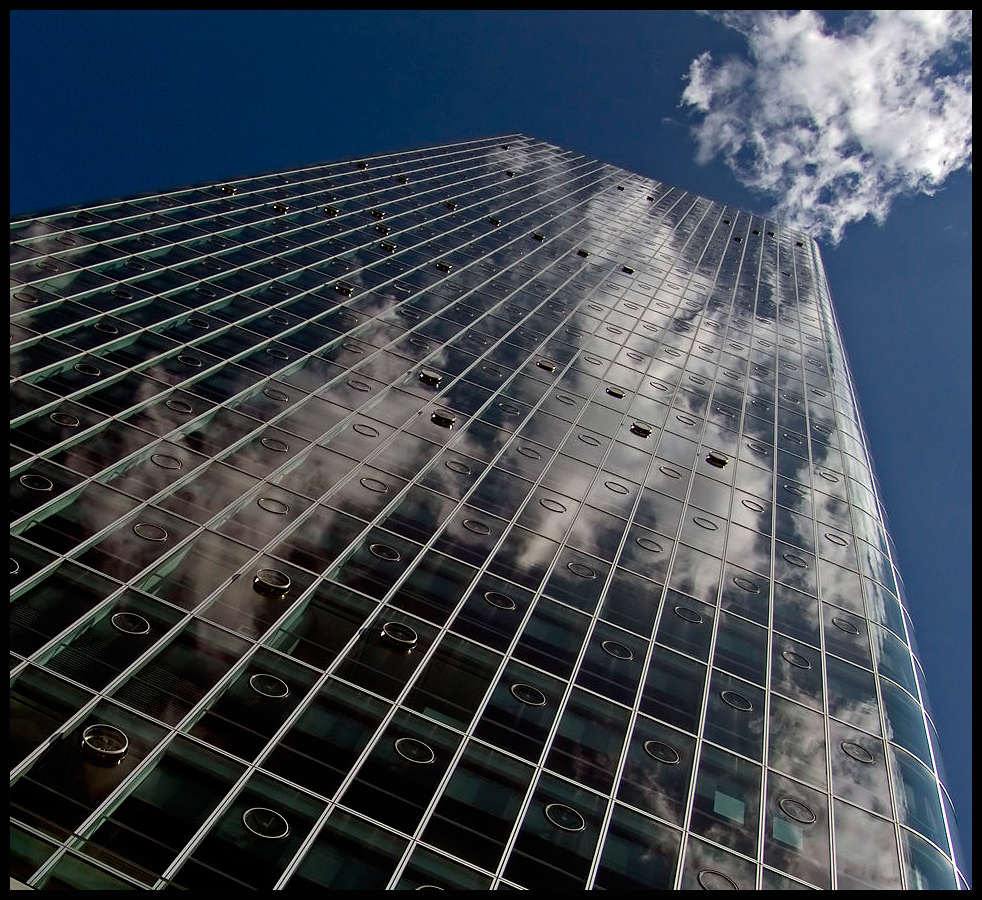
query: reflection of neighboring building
[{"left": 10, "top": 135, "right": 967, "bottom": 889}]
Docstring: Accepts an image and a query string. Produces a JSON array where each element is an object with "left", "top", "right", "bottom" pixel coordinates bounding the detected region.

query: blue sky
[{"left": 10, "top": 10, "right": 972, "bottom": 881}]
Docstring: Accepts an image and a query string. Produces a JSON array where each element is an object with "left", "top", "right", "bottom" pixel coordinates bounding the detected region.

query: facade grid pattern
[{"left": 10, "top": 135, "right": 967, "bottom": 890}]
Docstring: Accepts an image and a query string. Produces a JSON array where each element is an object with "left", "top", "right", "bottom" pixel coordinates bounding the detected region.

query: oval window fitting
[
  {"left": 602, "top": 640, "right": 634, "bottom": 660},
  {"left": 150, "top": 453, "right": 183, "bottom": 470},
  {"left": 370, "top": 543, "right": 402, "bottom": 561},
  {"left": 484, "top": 590, "right": 516, "bottom": 610},
  {"left": 782, "top": 552, "right": 809, "bottom": 569},
  {"left": 242, "top": 807, "right": 290, "bottom": 840},
  {"left": 253, "top": 568, "right": 292, "bottom": 596},
  {"left": 567, "top": 561, "right": 597, "bottom": 579},
  {"left": 111, "top": 612, "right": 152, "bottom": 635},
  {"left": 779, "top": 797, "right": 817, "bottom": 824},
  {"left": 360, "top": 477, "right": 388, "bottom": 494},
  {"left": 381, "top": 621, "right": 418, "bottom": 650},
  {"left": 133, "top": 522, "right": 168, "bottom": 542},
  {"left": 19, "top": 473, "right": 54, "bottom": 492},
  {"left": 544, "top": 803, "right": 586, "bottom": 833},
  {"left": 732, "top": 575, "right": 760, "bottom": 594},
  {"left": 643, "top": 740, "right": 681, "bottom": 765},
  {"left": 394, "top": 737, "right": 435, "bottom": 765},
  {"left": 705, "top": 451, "right": 729, "bottom": 469},
  {"left": 81, "top": 724, "right": 129, "bottom": 765},
  {"left": 673, "top": 605, "right": 703, "bottom": 624},
  {"left": 832, "top": 616, "right": 861, "bottom": 635},
  {"left": 720, "top": 690, "right": 754, "bottom": 712},
  {"left": 635, "top": 536, "right": 663, "bottom": 553},
  {"left": 250, "top": 673, "right": 290, "bottom": 699},
  {"left": 511, "top": 683, "right": 547, "bottom": 706},
  {"left": 258, "top": 497, "right": 290, "bottom": 515},
  {"left": 841, "top": 741, "right": 875, "bottom": 764},
  {"left": 781, "top": 649, "right": 811, "bottom": 669},
  {"left": 697, "top": 870, "right": 739, "bottom": 891},
  {"left": 261, "top": 437, "right": 290, "bottom": 452}
]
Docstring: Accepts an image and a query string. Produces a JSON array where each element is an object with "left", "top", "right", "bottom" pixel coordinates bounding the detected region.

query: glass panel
[
  {"left": 10, "top": 665, "right": 94, "bottom": 767},
  {"left": 832, "top": 799, "right": 903, "bottom": 889},
  {"left": 703, "top": 669, "right": 765, "bottom": 760},
  {"left": 11, "top": 561, "right": 123, "bottom": 657},
  {"left": 11, "top": 701, "right": 169, "bottom": 841},
  {"left": 332, "top": 610, "right": 436, "bottom": 700},
  {"left": 110, "top": 618, "right": 252, "bottom": 726},
  {"left": 618, "top": 713, "right": 695, "bottom": 825},
  {"left": 395, "top": 844, "right": 492, "bottom": 890},
  {"left": 187, "top": 649, "right": 319, "bottom": 762},
  {"left": 80, "top": 736, "right": 245, "bottom": 884},
  {"left": 901, "top": 829, "right": 958, "bottom": 890},
  {"left": 513, "top": 597, "right": 589, "bottom": 679},
  {"left": 40, "top": 590, "right": 185, "bottom": 691},
  {"left": 767, "top": 695, "right": 828, "bottom": 789},
  {"left": 690, "top": 744, "right": 761, "bottom": 857},
  {"left": 404, "top": 634, "right": 500, "bottom": 730},
  {"left": 655, "top": 591, "right": 715, "bottom": 661},
  {"left": 329, "top": 527, "right": 422, "bottom": 600},
  {"left": 888, "top": 745, "right": 948, "bottom": 850},
  {"left": 171, "top": 771, "right": 326, "bottom": 890},
  {"left": 288, "top": 795, "right": 407, "bottom": 890},
  {"left": 574, "top": 622, "right": 646, "bottom": 707},
  {"left": 770, "top": 635, "right": 824, "bottom": 710},
  {"left": 262, "top": 679, "right": 387, "bottom": 799},
  {"left": 593, "top": 803, "right": 681, "bottom": 889},
  {"left": 641, "top": 646, "right": 706, "bottom": 735},
  {"left": 15, "top": 483, "right": 142, "bottom": 555},
  {"left": 713, "top": 611, "right": 767, "bottom": 685},
  {"left": 763, "top": 771, "right": 831, "bottom": 888},
  {"left": 265, "top": 580, "right": 376, "bottom": 670},
  {"left": 829, "top": 719, "right": 891, "bottom": 817},
  {"left": 473, "top": 660, "right": 564, "bottom": 762},
  {"left": 340, "top": 710, "right": 461, "bottom": 834},
  {"left": 504, "top": 772, "right": 607, "bottom": 889},
  {"left": 545, "top": 688, "right": 630, "bottom": 792}
]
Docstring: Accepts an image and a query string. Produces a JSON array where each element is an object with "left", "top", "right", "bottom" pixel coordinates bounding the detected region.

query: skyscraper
[{"left": 10, "top": 134, "right": 967, "bottom": 890}]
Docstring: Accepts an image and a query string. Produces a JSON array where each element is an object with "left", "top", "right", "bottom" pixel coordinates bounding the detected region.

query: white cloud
[{"left": 679, "top": 10, "right": 972, "bottom": 243}]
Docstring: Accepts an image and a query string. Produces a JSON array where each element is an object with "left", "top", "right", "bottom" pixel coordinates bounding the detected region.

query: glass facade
[{"left": 10, "top": 135, "right": 967, "bottom": 889}]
